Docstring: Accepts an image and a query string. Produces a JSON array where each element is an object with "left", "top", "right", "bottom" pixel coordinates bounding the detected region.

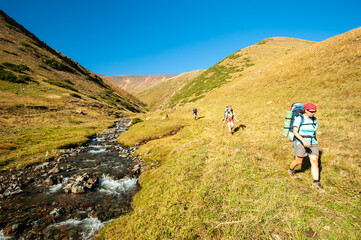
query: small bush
[
  {"left": 38, "top": 64, "right": 49, "bottom": 70},
  {"left": 131, "top": 118, "right": 143, "bottom": 125},
  {"left": 41, "top": 57, "right": 75, "bottom": 73},
  {"left": 69, "top": 93, "right": 81, "bottom": 98},
  {"left": 86, "top": 95, "right": 97, "bottom": 100},
  {"left": 68, "top": 120, "right": 83, "bottom": 124},
  {"left": 0, "top": 69, "right": 20, "bottom": 83},
  {"left": 43, "top": 79, "right": 78, "bottom": 92},
  {"left": 64, "top": 79, "right": 74, "bottom": 85},
  {"left": 3, "top": 50, "right": 18, "bottom": 56},
  {"left": 2, "top": 62, "right": 30, "bottom": 73},
  {"left": 0, "top": 37, "right": 14, "bottom": 44}
]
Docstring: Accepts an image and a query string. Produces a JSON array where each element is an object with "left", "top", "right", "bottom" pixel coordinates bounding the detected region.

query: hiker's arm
[{"left": 293, "top": 127, "right": 311, "bottom": 147}]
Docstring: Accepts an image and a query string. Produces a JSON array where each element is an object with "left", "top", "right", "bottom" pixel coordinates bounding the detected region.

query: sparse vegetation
[
  {"left": 0, "top": 37, "right": 14, "bottom": 44},
  {"left": 69, "top": 93, "right": 81, "bottom": 98},
  {"left": 3, "top": 50, "right": 18, "bottom": 56},
  {"left": 1, "top": 62, "right": 30, "bottom": 73},
  {"left": 43, "top": 79, "right": 78, "bottom": 92},
  {"left": 41, "top": 57, "right": 75, "bottom": 73},
  {"left": 130, "top": 117, "right": 143, "bottom": 125}
]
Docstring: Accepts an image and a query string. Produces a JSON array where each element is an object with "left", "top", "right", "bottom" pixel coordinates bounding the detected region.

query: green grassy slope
[
  {"left": 99, "top": 28, "right": 361, "bottom": 239},
  {"left": 0, "top": 10, "right": 146, "bottom": 170},
  {"left": 166, "top": 37, "right": 315, "bottom": 108},
  {"left": 135, "top": 70, "right": 206, "bottom": 110}
]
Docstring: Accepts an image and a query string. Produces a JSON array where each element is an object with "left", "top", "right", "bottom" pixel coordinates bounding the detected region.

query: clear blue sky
[{"left": 1, "top": 0, "right": 360, "bottom": 75}]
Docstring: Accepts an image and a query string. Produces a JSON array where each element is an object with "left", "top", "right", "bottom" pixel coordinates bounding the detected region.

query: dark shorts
[{"left": 293, "top": 142, "right": 319, "bottom": 157}]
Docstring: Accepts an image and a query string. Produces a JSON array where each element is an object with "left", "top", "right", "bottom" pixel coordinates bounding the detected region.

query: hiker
[
  {"left": 193, "top": 107, "right": 198, "bottom": 120},
  {"left": 288, "top": 103, "right": 325, "bottom": 193},
  {"left": 223, "top": 105, "right": 237, "bottom": 135}
]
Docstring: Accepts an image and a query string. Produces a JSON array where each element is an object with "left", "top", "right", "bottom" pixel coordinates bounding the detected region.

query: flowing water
[{"left": 0, "top": 119, "right": 142, "bottom": 240}]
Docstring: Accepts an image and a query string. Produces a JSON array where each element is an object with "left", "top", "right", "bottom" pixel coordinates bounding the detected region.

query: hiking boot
[
  {"left": 288, "top": 169, "right": 297, "bottom": 179},
  {"left": 312, "top": 182, "right": 326, "bottom": 194}
]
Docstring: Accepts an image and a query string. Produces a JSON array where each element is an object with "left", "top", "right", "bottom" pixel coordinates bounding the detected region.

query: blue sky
[{"left": 1, "top": 0, "right": 360, "bottom": 75}]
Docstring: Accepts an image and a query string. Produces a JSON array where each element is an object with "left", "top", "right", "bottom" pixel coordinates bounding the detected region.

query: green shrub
[
  {"left": 0, "top": 37, "right": 14, "bottom": 44},
  {"left": 0, "top": 69, "right": 21, "bottom": 83},
  {"left": 41, "top": 57, "right": 75, "bottom": 73},
  {"left": 38, "top": 64, "right": 49, "bottom": 70},
  {"left": 86, "top": 95, "right": 97, "bottom": 100},
  {"left": 131, "top": 118, "right": 143, "bottom": 125},
  {"left": 3, "top": 50, "right": 18, "bottom": 56},
  {"left": 64, "top": 79, "right": 74, "bottom": 85},
  {"left": 69, "top": 93, "right": 81, "bottom": 98},
  {"left": 43, "top": 79, "right": 78, "bottom": 92},
  {"left": 2, "top": 62, "right": 30, "bottom": 73},
  {"left": 68, "top": 120, "right": 83, "bottom": 124}
]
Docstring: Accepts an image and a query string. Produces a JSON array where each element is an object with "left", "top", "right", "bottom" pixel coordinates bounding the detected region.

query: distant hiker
[
  {"left": 193, "top": 107, "right": 198, "bottom": 120},
  {"left": 288, "top": 103, "right": 325, "bottom": 193},
  {"left": 223, "top": 105, "right": 237, "bottom": 135}
]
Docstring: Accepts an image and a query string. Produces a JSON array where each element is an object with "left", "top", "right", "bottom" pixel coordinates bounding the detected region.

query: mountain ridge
[{"left": 100, "top": 74, "right": 179, "bottom": 94}]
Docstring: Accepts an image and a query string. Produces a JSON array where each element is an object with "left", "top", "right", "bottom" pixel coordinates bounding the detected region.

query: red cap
[
  {"left": 228, "top": 105, "right": 232, "bottom": 108},
  {"left": 304, "top": 103, "right": 317, "bottom": 110}
]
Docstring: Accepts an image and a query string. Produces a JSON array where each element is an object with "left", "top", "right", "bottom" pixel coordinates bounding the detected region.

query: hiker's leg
[
  {"left": 309, "top": 155, "right": 319, "bottom": 181},
  {"left": 230, "top": 121, "right": 234, "bottom": 130},
  {"left": 290, "top": 156, "right": 303, "bottom": 170},
  {"left": 227, "top": 122, "right": 232, "bottom": 132}
]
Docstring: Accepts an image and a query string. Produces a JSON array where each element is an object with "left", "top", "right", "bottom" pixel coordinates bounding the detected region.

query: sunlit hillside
[
  {"left": 100, "top": 74, "right": 179, "bottom": 94},
  {"left": 166, "top": 37, "right": 315, "bottom": 108},
  {"left": 0, "top": 10, "right": 146, "bottom": 170},
  {"left": 135, "top": 70, "right": 206, "bottom": 110},
  {"left": 99, "top": 28, "right": 361, "bottom": 239}
]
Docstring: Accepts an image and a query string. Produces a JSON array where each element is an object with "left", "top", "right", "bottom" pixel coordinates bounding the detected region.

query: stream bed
[{"left": 0, "top": 119, "right": 143, "bottom": 240}]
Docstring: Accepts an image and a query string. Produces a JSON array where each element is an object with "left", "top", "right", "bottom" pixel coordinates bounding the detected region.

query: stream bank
[{"left": 0, "top": 119, "right": 144, "bottom": 240}]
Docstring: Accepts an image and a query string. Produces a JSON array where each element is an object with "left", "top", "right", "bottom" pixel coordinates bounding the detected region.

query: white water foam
[
  {"left": 99, "top": 176, "right": 138, "bottom": 195},
  {"left": 0, "top": 229, "right": 12, "bottom": 239},
  {"left": 47, "top": 217, "right": 103, "bottom": 240},
  {"left": 48, "top": 178, "right": 69, "bottom": 194},
  {"left": 88, "top": 148, "right": 107, "bottom": 154}
]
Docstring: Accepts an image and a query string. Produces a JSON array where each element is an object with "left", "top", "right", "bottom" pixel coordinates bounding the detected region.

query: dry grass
[
  {"left": 98, "top": 28, "right": 361, "bottom": 239},
  {"left": 135, "top": 70, "right": 206, "bottom": 110}
]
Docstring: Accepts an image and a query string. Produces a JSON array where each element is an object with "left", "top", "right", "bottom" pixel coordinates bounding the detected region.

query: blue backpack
[{"left": 288, "top": 102, "right": 305, "bottom": 141}]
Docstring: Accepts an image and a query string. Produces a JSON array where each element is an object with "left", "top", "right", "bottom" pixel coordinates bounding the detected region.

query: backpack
[
  {"left": 286, "top": 102, "right": 305, "bottom": 141},
  {"left": 225, "top": 109, "right": 234, "bottom": 119}
]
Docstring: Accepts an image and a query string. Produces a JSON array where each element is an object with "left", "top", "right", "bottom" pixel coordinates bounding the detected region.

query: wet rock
[
  {"left": 48, "top": 166, "right": 60, "bottom": 175},
  {"left": 44, "top": 176, "right": 56, "bottom": 186},
  {"left": 72, "top": 184, "right": 86, "bottom": 194},
  {"left": 132, "top": 164, "right": 141, "bottom": 176},
  {"left": 3, "top": 223, "right": 25, "bottom": 236}
]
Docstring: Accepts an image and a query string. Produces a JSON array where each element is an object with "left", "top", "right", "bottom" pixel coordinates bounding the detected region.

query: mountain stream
[{"left": 0, "top": 119, "right": 143, "bottom": 239}]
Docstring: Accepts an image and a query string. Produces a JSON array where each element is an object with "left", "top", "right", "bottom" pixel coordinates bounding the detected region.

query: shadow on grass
[
  {"left": 298, "top": 150, "right": 323, "bottom": 180},
  {"left": 233, "top": 124, "right": 246, "bottom": 133},
  {"left": 195, "top": 116, "right": 205, "bottom": 120}
]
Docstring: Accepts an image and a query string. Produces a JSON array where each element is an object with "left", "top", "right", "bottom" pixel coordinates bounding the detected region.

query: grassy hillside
[
  {"left": 0, "top": 10, "right": 146, "bottom": 170},
  {"left": 98, "top": 28, "right": 361, "bottom": 239},
  {"left": 101, "top": 74, "right": 179, "bottom": 94},
  {"left": 135, "top": 70, "right": 206, "bottom": 110},
  {"left": 166, "top": 37, "right": 315, "bottom": 108}
]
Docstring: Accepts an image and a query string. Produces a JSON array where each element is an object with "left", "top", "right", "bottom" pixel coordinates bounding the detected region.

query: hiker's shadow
[
  {"left": 297, "top": 151, "right": 323, "bottom": 180},
  {"left": 196, "top": 116, "right": 205, "bottom": 120},
  {"left": 234, "top": 124, "right": 246, "bottom": 133}
]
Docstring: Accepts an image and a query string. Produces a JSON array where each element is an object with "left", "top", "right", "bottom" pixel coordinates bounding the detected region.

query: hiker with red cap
[
  {"left": 223, "top": 105, "right": 237, "bottom": 135},
  {"left": 288, "top": 103, "right": 325, "bottom": 193}
]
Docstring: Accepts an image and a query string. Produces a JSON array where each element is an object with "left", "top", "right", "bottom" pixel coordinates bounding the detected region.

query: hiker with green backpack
[{"left": 283, "top": 103, "right": 325, "bottom": 193}]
